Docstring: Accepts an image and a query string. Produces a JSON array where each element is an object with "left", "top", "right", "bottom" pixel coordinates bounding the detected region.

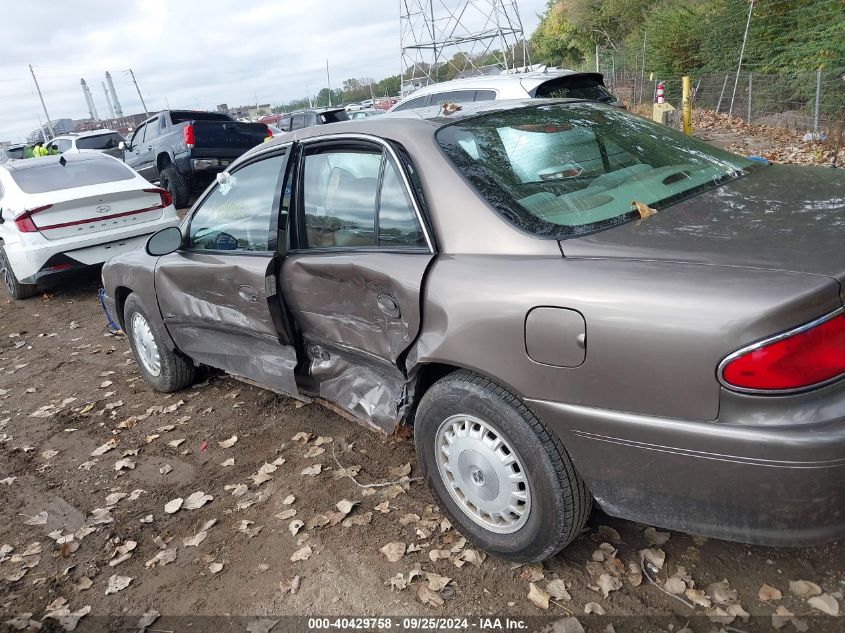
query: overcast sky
[{"left": 0, "top": 0, "right": 547, "bottom": 142}]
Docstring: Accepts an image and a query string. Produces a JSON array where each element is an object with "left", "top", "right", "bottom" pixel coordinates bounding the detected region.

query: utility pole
[
  {"left": 128, "top": 68, "right": 150, "bottom": 119},
  {"left": 326, "top": 60, "right": 332, "bottom": 107},
  {"left": 729, "top": 0, "right": 754, "bottom": 119},
  {"left": 29, "top": 65, "right": 55, "bottom": 139}
]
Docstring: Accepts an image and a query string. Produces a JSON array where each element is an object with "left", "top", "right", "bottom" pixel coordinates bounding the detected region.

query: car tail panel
[{"left": 27, "top": 188, "right": 169, "bottom": 240}]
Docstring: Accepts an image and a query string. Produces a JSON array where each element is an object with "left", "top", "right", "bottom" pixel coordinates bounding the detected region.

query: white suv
[
  {"left": 389, "top": 71, "right": 621, "bottom": 112},
  {"left": 46, "top": 130, "right": 125, "bottom": 159}
]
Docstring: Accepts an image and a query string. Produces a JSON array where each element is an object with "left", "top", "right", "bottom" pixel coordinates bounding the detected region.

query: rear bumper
[
  {"left": 4, "top": 216, "right": 179, "bottom": 282},
  {"left": 528, "top": 395, "right": 845, "bottom": 546}
]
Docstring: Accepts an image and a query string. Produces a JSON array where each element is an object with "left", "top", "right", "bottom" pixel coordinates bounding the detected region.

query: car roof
[
  {"left": 52, "top": 129, "right": 119, "bottom": 140},
  {"left": 242, "top": 98, "right": 590, "bottom": 163}
]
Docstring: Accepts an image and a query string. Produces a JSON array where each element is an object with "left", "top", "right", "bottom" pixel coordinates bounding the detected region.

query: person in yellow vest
[{"left": 32, "top": 141, "right": 48, "bottom": 157}]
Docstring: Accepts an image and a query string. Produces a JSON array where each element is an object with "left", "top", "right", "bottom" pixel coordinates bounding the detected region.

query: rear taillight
[
  {"left": 183, "top": 123, "right": 195, "bottom": 148},
  {"left": 144, "top": 188, "right": 172, "bottom": 208},
  {"left": 264, "top": 125, "right": 273, "bottom": 140},
  {"left": 15, "top": 205, "right": 52, "bottom": 233},
  {"left": 719, "top": 310, "right": 845, "bottom": 392}
]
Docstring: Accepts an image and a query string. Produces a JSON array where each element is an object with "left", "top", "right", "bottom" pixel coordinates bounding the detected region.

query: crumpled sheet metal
[{"left": 304, "top": 339, "right": 405, "bottom": 434}]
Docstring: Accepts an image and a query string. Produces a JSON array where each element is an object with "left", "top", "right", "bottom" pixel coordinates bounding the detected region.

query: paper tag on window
[{"left": 217, "top": 172, "right": 235, "bottom": 196}]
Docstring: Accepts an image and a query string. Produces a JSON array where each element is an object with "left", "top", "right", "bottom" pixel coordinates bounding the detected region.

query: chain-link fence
[{"left": 581, "top": 47, "right": 845, "bottom": 135}]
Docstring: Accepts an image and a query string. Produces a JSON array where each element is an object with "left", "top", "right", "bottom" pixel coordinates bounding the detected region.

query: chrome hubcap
[
  {"left": 435, "top": 414, "right": 531, "bottom": 534},
  {"left": 131, "top": 312, "right": 161, "bottom": 377}
]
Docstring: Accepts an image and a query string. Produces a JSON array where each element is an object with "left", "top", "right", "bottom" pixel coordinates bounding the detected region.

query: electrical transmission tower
[{"left": 399, "top": 0, "right": 530, "bottom": 95}]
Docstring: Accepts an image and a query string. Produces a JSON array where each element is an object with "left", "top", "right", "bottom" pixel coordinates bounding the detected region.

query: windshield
[
  {"left": 9, "top": 158, "right": 135, "bottom": 194},
  {"left": 76, "top": 133, "right": 124, "bottom": 150},
  {"left": 436, "top": 103, "right": 759, "bottom": 238}
]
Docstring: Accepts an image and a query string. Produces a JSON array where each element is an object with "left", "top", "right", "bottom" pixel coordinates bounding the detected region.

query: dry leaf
[
  {"left": 275, "top": 509, "right": 296, "bottom": 521},
  {"left": 460, "top": 549, "right": 486, "bottom": 567},
  {"left": 528, "top": 583, "right": 550, "bottom": 609},
  {"left": 164, "top": 498, "right": 183, "bottom": 514},
  {"left": 519, "top": 564, "right": 545, "bottom": 583},
  {"left": 280, "top": 575, "right": 301, "bottom": 594},
  {"left": 598, "top": 573, "right": 623, "bottom": 597},
  {"left": 183, "top": 491, "right": 213, "bottom": 509},
  {"left": 209, "top": 562, "right": 224, "bottom": 574},
  {"left": 105, "top": 574, "right": 133, "bottom": 595},
  {"left": 218, "top": 435, "right": 238, "bottom": 448},
  {"left": 417, "top": 585, "right": 444, "bottom": 607},
  {"left": 91, "top": 439, "right": 117, "bottom": 456},
  {"left": 183, "top": 531, "right": 208, "bottom": 547},
  {"left": 289, "top": 520, "right": 304, "bottom": 536},
  {"left": 584, "top": 602, "right": 606, "bottom": 615},
  {"left": 626, "top": 561, "right": 643, "bottom": 587},
  {"left": 283, "top": 495, "right": 295, "bottom": 505},
  {"left": 375, "top": 501, "right": 391, "bottom": 513},
  {"left": 220, "top": 458, "right": 235, "bottom": 467},
  {"left": 307, "top": 514, "right": 330, "bottom": 529},
  {"left": 399, "top": 513, "right": 420, "bottom": 526},
  {"left": 388, "top": 462, "right": 412, "bottom": 478},
  {"left": 426, "top": 572, "right": 452, "bottom": 591},
  {"left": 789, "top": 580, "right": 822, "bottom": 597},
  {"left": 759, "top": 583, "right": 783, "bottom": 601},
  {"left": 547, "top": 579, "right": 571, "bottom": 601},
  {"left": 644, "top": 526, "right": 671, "bottom": 545},
  {"left": 808, "top": 594, "right": 839, "bottom": 616},
  {"left": 707, "top": 579, "right": 738, "bottom": 605},
  {"left": 291, "top": 545, "right": 312, "bottom": 562},
  {"left": 301, "top": 464, "right": 322, "bottom": 476},
  {"left": 292, "top": 431, "right": 313, "bottom": 444},
  {"left": 145, "top": 548, "right": 177, "bottom": 568},
  {"left": 664, "top": 577, "right": 687, "bottom": 595},
  {"left": 381, "top": 542, "right": 406, "bottom": 562},
  {"left": 22, "top": 511, "right": 48, "bottom": 525},
  {"left": 429, "top": 549, "right": 451, "bottom": 563},
  {"left": 639, "top": 547, "right": 665, "bottom": 570},
  {"left": 686, "top": 588, "right": 712, "bottom": 608}
]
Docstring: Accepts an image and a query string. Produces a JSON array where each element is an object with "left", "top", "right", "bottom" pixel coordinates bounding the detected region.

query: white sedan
[{"left": 0, "top": 153, "right": 180, "bottom": 299}]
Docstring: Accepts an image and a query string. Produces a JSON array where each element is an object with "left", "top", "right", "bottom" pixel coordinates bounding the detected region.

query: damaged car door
[
  {"left": 155, "top": 146, "right": 299, "bottom": 395},
  {"left": 282, "top": 137, "right": 434, "bottom": 431}
]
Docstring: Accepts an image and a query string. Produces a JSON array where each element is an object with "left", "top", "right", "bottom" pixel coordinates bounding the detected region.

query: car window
[
  {"left": 53, "top": 138, "right": 73, "bottom": 152},
  {"left": 474, "top": 89, "right": 496, "bottom": 102},
  {"left": 378, "top": 159, "right": 425, "bottom": 247},
  {"left": 291, "top": 114, "right": 306, "bottom": 130},
  {"left": 300, "top": 147, "right": 424, "bottom": 249},
  {"left": 188, "top": 152, "right": 285, "bottom": 252},
  {"left": 393, "top": 95, "right": 430, "bottom": 112},
  {"left": 320, "top": 110, "right": 349, "bottom": 124},
  {"left": 433, "top": 90, "right": 477, "bottom": 104},
  {"left": 76, "top": 133, "right": 123, "bottom": 150},
  {"left": 169, "top": 111, "right": 233, "bottom": 124},
  {"left": 145, "top": 121, "right": 160, "bottom": 141},
  {"left": 130, "top": 124, "right": 145, "bottom": 146},
  {"left": 436, "top": 102, "right": 758, "bottom": 238},
  {"left": 278, "top": 117, "right": 292, "bottom": 132}
]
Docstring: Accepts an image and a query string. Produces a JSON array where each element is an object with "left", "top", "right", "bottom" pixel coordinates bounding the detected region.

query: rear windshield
[
  {"left": 170, "top": 111, "right": 233, "bottom": 124},
  {"left": 436, "top": 102, "right": 758, "bottom": 238},
  {"left": 7, "top": 147, "right": 25, "bottom": 159},
  {"left": 319, "top": 110, "right": 350, "bottom": 124},
  {"left": 76, "top": 133, "right": 124, "bottom": 150},
  {"left": 535, "top": 76, "right": 616, "bottom": 103},
  {"left": 9, "top": 159, "right": 135, "bottom": 194}
]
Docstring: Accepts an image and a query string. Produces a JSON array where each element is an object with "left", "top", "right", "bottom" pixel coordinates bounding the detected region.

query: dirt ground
[{"left": 0, "top": 272, "right": 842, "bottom": 632}]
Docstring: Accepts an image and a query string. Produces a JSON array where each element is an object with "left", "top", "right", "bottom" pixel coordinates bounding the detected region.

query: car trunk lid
[
  {"left": 20, "top": 187, "right": 169, "bottom": 240},
  {"left": 187, "top": 120, "right": 269, "bottom": 159},
  {"left": 561, "top": 164, "right": 845, "bottom": 302}
]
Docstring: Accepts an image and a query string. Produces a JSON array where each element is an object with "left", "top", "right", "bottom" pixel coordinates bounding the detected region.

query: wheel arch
[
  {"left": 156, "top": 152, "right": 174, "bottom": 173},
  {"left": 113, "top": 285, "right": 134, "bottom": 331}
]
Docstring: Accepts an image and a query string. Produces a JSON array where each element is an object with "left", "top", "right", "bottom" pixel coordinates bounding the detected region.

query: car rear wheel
[
  {"left": 159, "top": 166, "right": 190, "bottom": 209},
  {"left": 0, "top": 246, "right": 38, "bottom": 300},
  {"left": 124, "top": 293, "right": 195, "bottom": 392},
  {"left": 415, "top": 370, "right": 591, "bottom": 562}
]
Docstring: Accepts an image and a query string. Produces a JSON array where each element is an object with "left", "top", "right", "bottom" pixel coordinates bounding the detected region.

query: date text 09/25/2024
[{"left": 307, "top": 617, "right": 527, "bottom": 630}]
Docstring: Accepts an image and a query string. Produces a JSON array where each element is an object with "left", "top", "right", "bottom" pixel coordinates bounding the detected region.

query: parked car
[
  {"left": 274, "top": 108, "right": 350, "bottom": 133},
  {"left": 121, "top": 110, "right": 271, "bottom": 208},
  {"left": 0, "top": 153, "right": 179, "bottom": 299},
  {"left": 101, "top": 99, "right": 845, "bottom": 562},
  {"left": 390, "top": 71, "right": 621, "bottom": 112},
  {"left": 348, "top": 108, "right": 385, "bottom": 120},
  {"left": 2, "top": 144, "right": 29, "bottom": 161},
  {"left": 345, "top": 103, "right": 364, "bottom": 112},
  {"left": 46, "top": 129, "right": 126, "bottom": 159}
]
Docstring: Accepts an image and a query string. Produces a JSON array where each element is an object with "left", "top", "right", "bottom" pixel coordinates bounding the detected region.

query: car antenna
[{"left": 59, "top": 155, "right": 67, "bottom": 167}]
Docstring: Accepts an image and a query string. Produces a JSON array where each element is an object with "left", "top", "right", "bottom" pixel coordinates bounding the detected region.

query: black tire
[
  {"left": 124, "top": 293, "right": 195, "bottom": 392},
  {"left": 0, "top": 246, "right": 38, "bottom": 300},
  {"left": 415, "top": 370, "right": 592, "bottom": 562},
  {"left": 159, "top": 165, "right": 190, "bottom": 209}
]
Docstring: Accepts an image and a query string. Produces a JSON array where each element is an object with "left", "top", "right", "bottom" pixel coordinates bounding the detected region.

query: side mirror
[
  {"left": 118, "top": 141, "right": 127, "bottom": 151},
  {"left": 146, "top": 226, "right": 182, "bottom": 256}
]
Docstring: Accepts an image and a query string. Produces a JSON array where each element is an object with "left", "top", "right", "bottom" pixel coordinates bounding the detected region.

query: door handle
[
  {"left": 237, "top": 285, "right": 259, "bottom": 303},
  {"left": 377, "top": 293, "right": 401, "bottom": 318}
]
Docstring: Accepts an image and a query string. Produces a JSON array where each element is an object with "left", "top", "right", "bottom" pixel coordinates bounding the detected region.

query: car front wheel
[
  {"left": 124, "top": 292, "right": 195, "bottom": 392},
  {"left": 415, "top": 370, "right": 591, "bottom": 562}
]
